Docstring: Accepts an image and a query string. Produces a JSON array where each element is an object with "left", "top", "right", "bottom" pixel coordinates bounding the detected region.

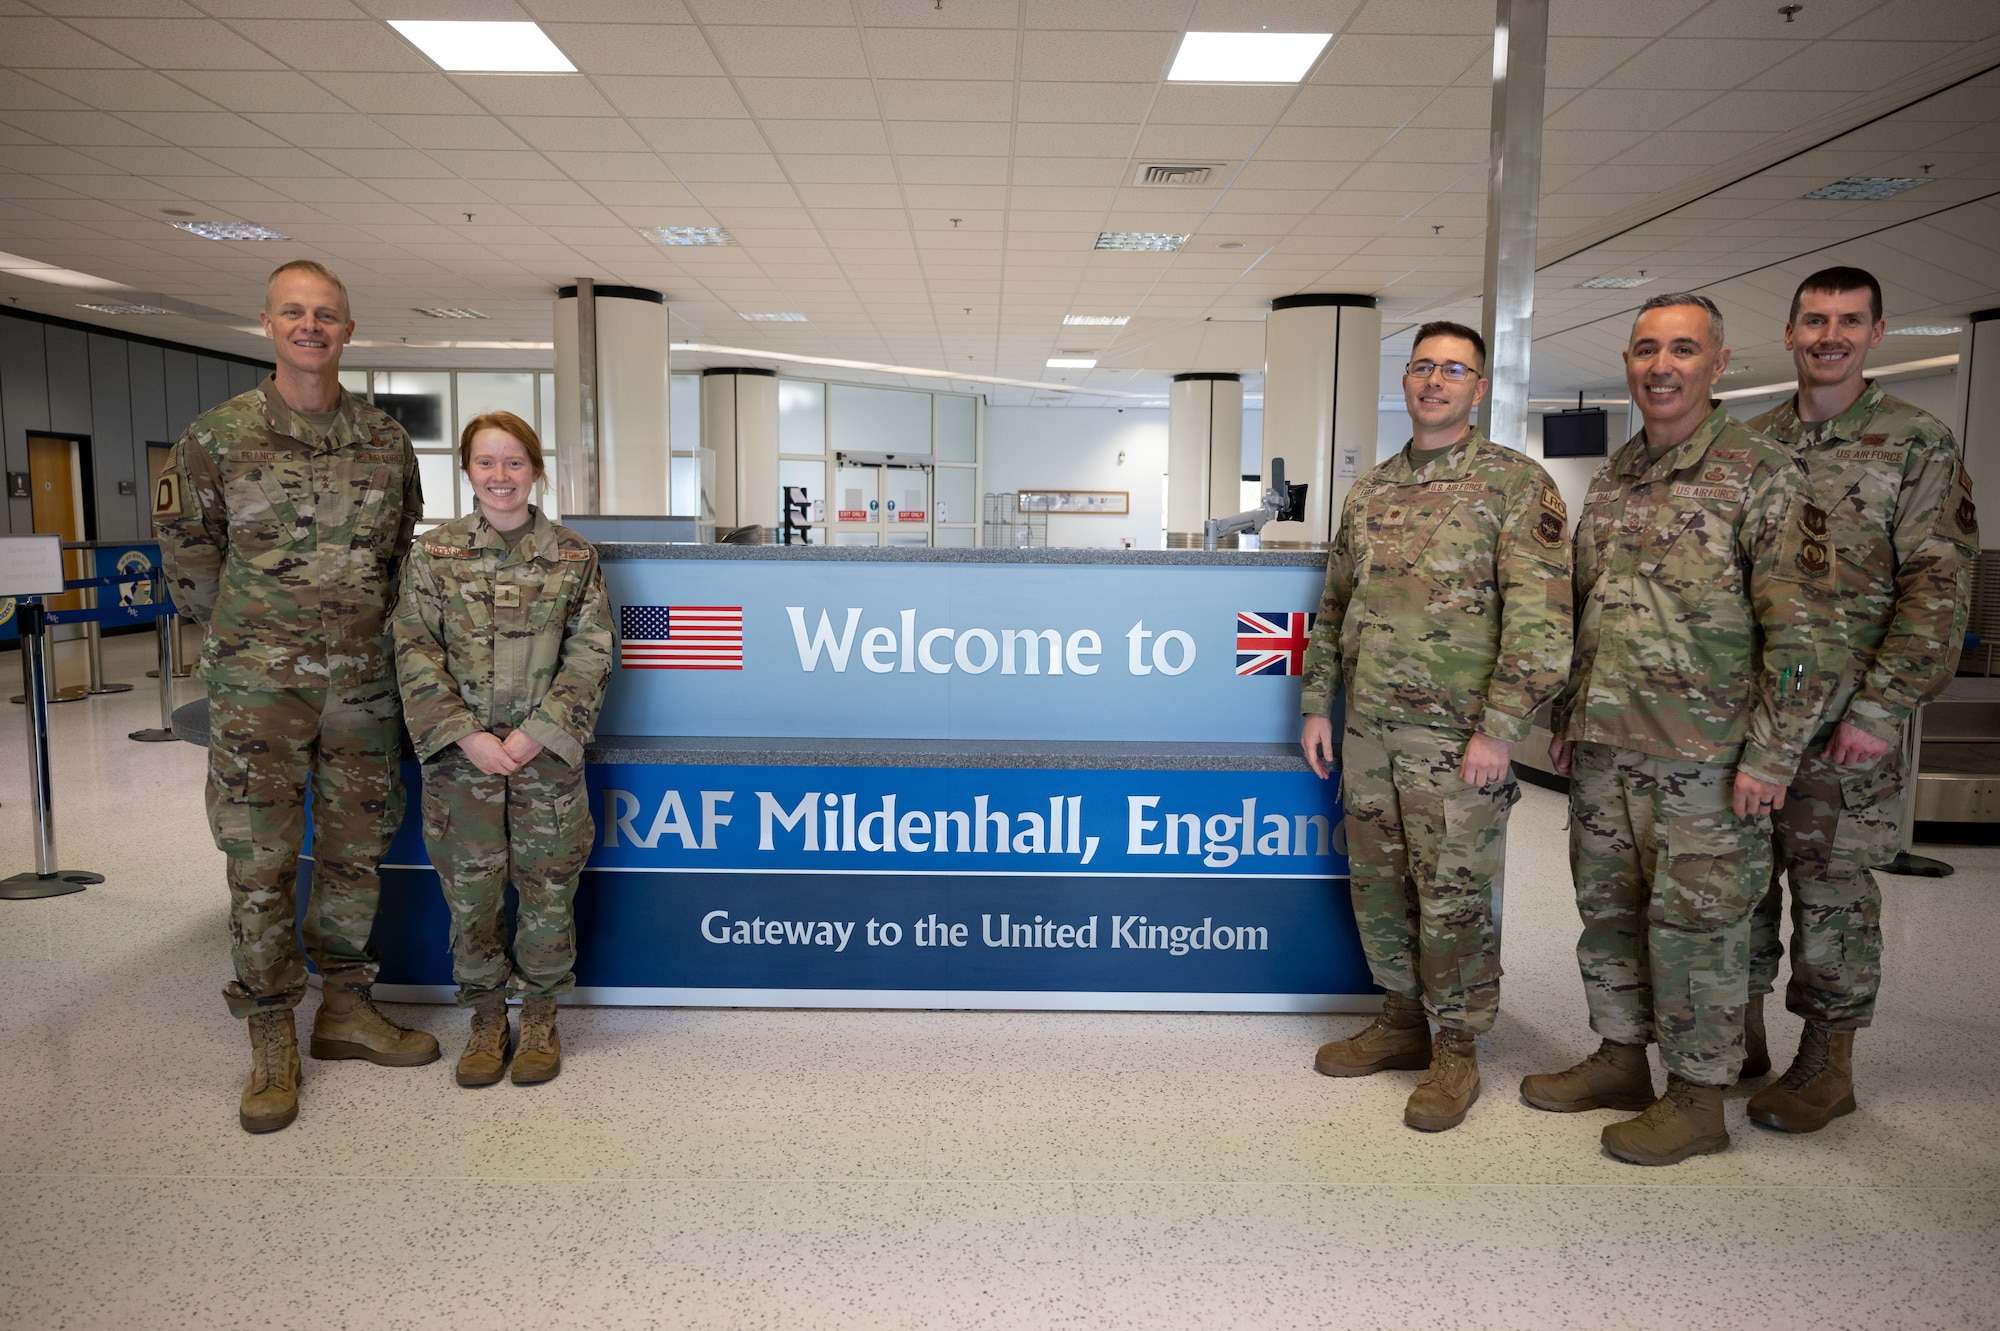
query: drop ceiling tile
[
  {"left": 1284, "top": 83, "right": 1435, "bottom": 127},
  {"left": 595, "top": 75, "right": 750, "bottom": 119},
  {"left": 267, "top": 175, "right": 395, "bottom": 203},
  {"left": 67, "top": 18, "right": 285, "bottom": 69},
  {"left": 1019, "top": 29, "right": 1175, "bottom": 83},
  {"left": 1005, "top": 124, "right": 1135, "bottom": 160},
  {"left": 897, "top": 155, "right": 1011, "bottom": 186},
  {"left": 1545, "top": 87, "right": 1718, "bottom": 131},
  {"left": 452, "top": 76, "right": 621, "bottom": 118},
  {"left": 1256, "top": 125, "right": 1394, "bottom": 161},
  {"left": 311, "top": 73, "right": 486, "bottom": 116},
  {"left": 779, "top": 153, "right": 898, "bottom": 184},
  {"left": 793, "top": 182, "right": 904, "bottom": 209},
  {"left": 862, "top": 26, "right": 1020, "bottom": 81},
  {"left": 872, "top": 79, "right": 1013, "bottom": 123},
  {"left": 688, "top": 182, "right": 802, "bottom": 208},
  {"left": 422, "top": 149, "right": 565, "bottom": 180},
  {"left": 0, "top": 110, "right": 157, "bottom": 146},
  {"left": 887, "top": 121, "right": 1011, "bottom": 156},
  {"left": 71, "top": 143, "right": 237, "bottom": 174},
  {"left": 586, "top": 180, "right": 705, "bottom": 207},
  {"left": 504, "top": 117, "right": 648, "bottom": 153},
  {"left": 536, "top": 22, "right": 722, "bottom": 77},
  {"left": 552, "top": 151, "right": 677, "bottom": 182},
  {"left": 372, "top": 115, "right": 526, "bottom": 151},
  {"left": 663, "top": 152, "right": 786, "bottom": 183},
  {"left": 904, "top": 184, "right": 1006, "bottom": 209},
  {"left": 242, "top": 112, "right": 403, "bottom": 149},
  {"left": 129, "top": 111, "right": 292, "bottom": 147},
  {"left": 1007, "top": 157, "right": 1124, "bottom": 188},
  {"left": 224, "top": 19, "right": 434, "bottom": 72},
  {"left": 476, "top": 179, "right": 601, "bottom": 206},
  {"left": 1231, "top": 160, "right": 1359, "bottom": 192},
  {"left": 1405, "top": 86, "right": 1491, "bottom": 131},
  {"left": 1314, "top": 34, "right": 1488, "bottom": 87},
  {"left": 1677, "top": 88, "right": 1838, "bottom": 134},
  {"left": 621, "top": 118, "right": 759, "bottom": 155},
  {"left": 0, "top": 17, "right": 142, "bottom": 67},
  {"left": 735, "top": 77, "right": 880, "bottom": 119},
  {"left": 141, "top": 173, "right": 288, "bottom": 202},
  {"left": 760, "top": 119, "right": 891, "bottom": 154},
  {"left": 1546, "top": 35, "right": 1653, "bottom": 87}
]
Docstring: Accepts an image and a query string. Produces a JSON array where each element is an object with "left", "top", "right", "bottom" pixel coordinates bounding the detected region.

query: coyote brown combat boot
[
  {"left": 1519, "top": 1039, "right": 1655, "bottom": 1112},
  {"left": 1404, "top": 1028, "right": 1480, "bottom": 1131},
  {"left": 311, "top": 986, "right": 441, "bottom": 1067},
  {"left": 1746, "top": 1022, "right": 1856, "bottom": 1133},
  {"left": 455, "top": 994, "right": 511, "bottom": 1088},
  {"left": 1601, "top": 1075, "right": 1729, "bottom": 1165},
  {"left": 240, "top": 1008, "right": 299, "bottom": 1134},
  {"left": 512, "top": 995, "right": 562, "bottom": 1085},
  {"left": 1740, "top": 994, "right": 1771, "bottom": 1080},
  {"left": 1315, "top": 992, "right": 1431, "bottom": 1077}
]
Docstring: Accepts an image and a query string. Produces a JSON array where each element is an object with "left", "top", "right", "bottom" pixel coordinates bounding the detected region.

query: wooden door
[{"left": 27, "top": 434, "right": 83, "bottom": 613}]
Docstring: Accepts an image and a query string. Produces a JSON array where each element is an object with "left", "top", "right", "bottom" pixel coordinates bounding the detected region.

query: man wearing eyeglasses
[
  {"left": 1299, "top": 320, "right": 1573, "bottom": 1132},
  {"left": 1738, "top": 267, "right": 1975, "bottom": 1134},
  {"left": 1525, "top": 294, "right": 1835, "bottom": 1165}
]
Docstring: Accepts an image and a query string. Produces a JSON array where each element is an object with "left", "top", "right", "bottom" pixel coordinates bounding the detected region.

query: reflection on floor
[{"left": 2, "top": 635, "right": 1996, "bottom": 1329}]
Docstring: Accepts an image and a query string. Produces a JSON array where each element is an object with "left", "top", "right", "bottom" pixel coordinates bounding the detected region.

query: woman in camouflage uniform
[{"left": 392, "top": 412, "right": 614, "bottom": 1087}]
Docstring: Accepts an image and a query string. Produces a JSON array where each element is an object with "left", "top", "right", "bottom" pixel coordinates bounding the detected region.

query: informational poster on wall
[{"left": 352, "top": 763, "right": 1370, "bottom": 1012}]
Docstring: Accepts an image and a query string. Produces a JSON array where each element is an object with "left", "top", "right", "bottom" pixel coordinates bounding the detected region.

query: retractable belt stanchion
[
  {"left": 130, "top": 565, "right": 180, "bottom": 743},
  {"left": 80, "top": 576, "right": 134, "bottom": 698},
  {"left": 1, "top": 597, "right": 104, "bottom": 899},
  {"left": 1881, "top": 704, "right": 1953, "bottom": 878}
]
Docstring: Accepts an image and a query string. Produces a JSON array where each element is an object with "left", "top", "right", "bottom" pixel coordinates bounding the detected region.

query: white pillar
[
  {"left": 1959, "top": 307, "right": 2000, "bottom": 523},
  {"left": 1166, "top": 373, "right": 1244, "bottom": 540},
  {"left": 700, "top": 368, "right": 780, "bottom": 537},
  {"left": 1477, "top": 0, "right": 1549, "bottom": 452},
  {"left": 1262, "top": 294, "right": 1382, "bottom": 544},
  {"left": 553, "top": 283, "right": 670, "bottom": 515}
]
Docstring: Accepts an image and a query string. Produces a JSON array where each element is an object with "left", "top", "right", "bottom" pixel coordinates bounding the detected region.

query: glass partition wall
[{"left": 339, "top": 369, "right": 980, "bottom": 545}]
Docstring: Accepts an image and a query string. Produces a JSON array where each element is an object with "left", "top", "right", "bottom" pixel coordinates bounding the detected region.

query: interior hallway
[{"left": 1, "top": 633, "right": 1995, "bottom": 1331}]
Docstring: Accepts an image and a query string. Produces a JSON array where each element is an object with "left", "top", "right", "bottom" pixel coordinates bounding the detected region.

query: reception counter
[{"left": 246, "top": 543, "right": 1371, "bottom": 1012}]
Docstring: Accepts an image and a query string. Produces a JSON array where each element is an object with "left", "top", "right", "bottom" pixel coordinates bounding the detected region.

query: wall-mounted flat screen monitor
[
  {"left": 1543, "top": 408, "right": 1608, "bottom": 458},
  {"left": 374, "top": 393, "right": 442, "bottom": 441}
]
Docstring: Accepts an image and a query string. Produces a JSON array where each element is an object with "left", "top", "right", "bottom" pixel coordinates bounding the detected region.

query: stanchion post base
[
  {"left": 0, "top": 870, "right": 101, "bottom": 899},
  {"left": 128, "top": 727, "right": 176, "bottom": 742},
  {"left": 88, "top": 682, "right": 136, "bottom": 695},
  {"left": 1880, "top": 851, "right": 1953, "bottom": 878},
  {"left": 10, "top": 686, "right": 89, "bottom": 704}
]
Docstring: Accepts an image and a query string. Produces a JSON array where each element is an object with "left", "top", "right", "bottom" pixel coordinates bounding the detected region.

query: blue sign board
[
  {"left": 91, "top": 543, "right": 162, "bottom": 629},
  {"left": 349, "top": 761, "right": 1368, "bottom": 1011},
  {"left": 599, "top": 557, "right": 1326, "bottom": 744}
]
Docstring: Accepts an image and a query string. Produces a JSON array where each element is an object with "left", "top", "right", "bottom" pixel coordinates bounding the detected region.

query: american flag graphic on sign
[
  {"left": 1235, "top": 610, "right": 1316, "bottom": 676},
  {"left": 620, "top": 605, "right": 744, "bottom": 670}
]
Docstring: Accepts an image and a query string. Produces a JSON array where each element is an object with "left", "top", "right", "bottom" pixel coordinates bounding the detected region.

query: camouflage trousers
[
  {"left": 1749, "top": 737, "right": 1902, "bottom": 1028},
  {"left": 419, "top": 743, "right": 592, "bottom": 1004},
  {"left": 1342, "top": 715, "right": 1517, "bottom": 1034},
  {"left": 1569, "top": 743, "right": 1771, "bottom": 1086},
  {"left": 206, "top": 683, "right": 403, "bottom": 1018}
]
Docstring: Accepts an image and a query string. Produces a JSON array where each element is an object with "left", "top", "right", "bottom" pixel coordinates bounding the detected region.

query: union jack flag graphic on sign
[
  {"left": 1235, "top": 610, "right": 1316, "bottom": 676},
  {"left": 620, "top": 604, "right": 744, "bottom": 670}
]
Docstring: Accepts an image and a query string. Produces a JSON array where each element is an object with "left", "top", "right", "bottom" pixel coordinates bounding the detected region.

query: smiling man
[
  {"left": 1738, "top": 267, "right": 1976, "bottom": 1134},
  {"left": 1299, "top": 320, "right": 1572, "bottom": 1132},
  {"left": 156, "top": 260, "right": 435, "bottom": 1133},
  {"left": 1523, "top": 293, "right": 1837, "bottom": 1165}
]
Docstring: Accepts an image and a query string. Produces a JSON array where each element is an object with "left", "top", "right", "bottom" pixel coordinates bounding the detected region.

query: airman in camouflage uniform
[
  {"left": 1524, "top": 294, "right": 1836, "bottom": 1166},
  {"left": 156, "top": 260, "right": 437, "bottom": 1134},
  {"left": 394, "top": 418, "right": 613, "bottom": 1088},
  {"left": 1301, "top": 320, "right": 1573, "bottom": 1132},
  {"left": 1740, "top": 267, "right": 1976, "bottom": 1134}
]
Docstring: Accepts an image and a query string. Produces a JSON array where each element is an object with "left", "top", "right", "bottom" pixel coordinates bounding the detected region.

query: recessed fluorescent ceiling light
[
  {"left": 1887, "top": 324, "right": 1963, "bottom": 336},
  {"left": 1064, "top": 314, "right": 1129, "bottom": 325},
  {"left": 387, "top": 20, "right": 576, "bottom": 73},
  {"left": 77, "top": 303, "right": 168, "bottom": 315},
  {"left": 1047, "top": 357, "right": 1097, "bottom": 369},
  {"left": 1802, "top": 176, "right": 1932, "bottom": 200},
  {"left": 639, "top": 225, "right": 733, "bottom": 246},
  {"left": 1576, "top": 275, "right": 1653, "bottom": 289},
  {"left": 0, "top": 249, "right": 126, "bottom": 289},
  {"left": 1140, "top": 399, "right": 1169, "bottom": 407},
  {"left": 1095, "top": 232, "right": 1188, "bottom": 252},
  {"left": 1169, "top": 31, "right": 1331, "bottom": 83},
  {"left": 740, "top": 311, "right": 807, "bottom": 322},
  {"left": 413, "top": 306, "right": 488, "bottom": 319},
  {"left": 170, "top": 220, "right": 290, "bottom": 241}
]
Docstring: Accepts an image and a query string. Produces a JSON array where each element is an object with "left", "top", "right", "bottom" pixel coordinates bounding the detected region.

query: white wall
[{"left": 983, "top": 405, "right": 1167, "bottom": 548}]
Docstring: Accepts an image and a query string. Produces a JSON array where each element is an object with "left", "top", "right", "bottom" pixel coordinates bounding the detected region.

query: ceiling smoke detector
[
  {"left": 413, "top": 307, "right": 488, "bottom": 319},
  {"left": 1802, "top": 176, "right": 1932, "bottom": 201},
  {"left": 1137, "top": 164, "right": 1217, "bottom": 187}
]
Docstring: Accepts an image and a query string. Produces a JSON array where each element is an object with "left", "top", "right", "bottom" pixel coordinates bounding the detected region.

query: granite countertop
[
  {"left": 593, "top": 542, "right": 1328, "bottom": 567},
  {"left": 172, "top": 702, "right": 1317, "bottom": 772}
]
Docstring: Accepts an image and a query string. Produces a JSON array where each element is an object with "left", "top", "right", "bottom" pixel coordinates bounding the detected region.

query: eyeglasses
[{"left": 1405, "top": 359, "right": 1480, "bottom": 382}]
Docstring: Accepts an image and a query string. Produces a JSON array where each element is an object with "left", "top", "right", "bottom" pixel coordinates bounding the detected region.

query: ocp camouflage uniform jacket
[
  {"left": 155, "top": 374, "right": 420, "bottom": 688},
  {"left": 1747, "top": 380, "right": 1976, "bottom": 743},
  {"left": 392, "top": 507, "right": 614, "bottom": 768},
  {"left": 1552, "top": 404, "right": 1835, "bottom": 788},
  {"left": 1300, "top": 428, "right": 1574, "bottom": 742}
]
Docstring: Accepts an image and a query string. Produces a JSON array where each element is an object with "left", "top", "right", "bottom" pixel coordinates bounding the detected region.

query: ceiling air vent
[{"left": 1138, "top": 163, "right": 1216, "bottom": 187}]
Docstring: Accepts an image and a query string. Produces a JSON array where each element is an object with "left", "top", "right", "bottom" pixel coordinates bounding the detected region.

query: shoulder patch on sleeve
[
  {"left": 151, "top": 472, "right": 183, "bottom": 518},
  {"left": 1801, "top": 503, "right": 1828, "bottom": 539},
  {"left": 1539, "top": 485, "right": 1567, "bottom": 520},
  {"left": 1958, "top": 494, "right": 1978, "bottom": 534},
  {"left": 1534, "top": 511, "right": 1565, "bottom": 548}
]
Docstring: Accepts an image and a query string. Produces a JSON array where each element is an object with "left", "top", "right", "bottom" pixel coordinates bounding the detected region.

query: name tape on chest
[
  {"left": 423, "top": 542, "right": 478, "bottom": 559},
  {"left": 1832, "top": 447, "right": 1903, "bottom": 462},
  {"left": 234, "top": 450, "right": 290, "bottom": 463},
  {"left": 1425, "top": 480, "right": 1483, "bottom": 493},
  {"left": 557, "top": 548, "right": 592, "bottom": 562},
  {"left": 1671, "top": 482, "right": 1743, "bottom": 503}
]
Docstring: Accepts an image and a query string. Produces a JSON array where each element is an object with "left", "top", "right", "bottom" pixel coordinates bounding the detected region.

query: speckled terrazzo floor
[{"left": 2, "top": 635, "right": 1996, "bottom": 1330}]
